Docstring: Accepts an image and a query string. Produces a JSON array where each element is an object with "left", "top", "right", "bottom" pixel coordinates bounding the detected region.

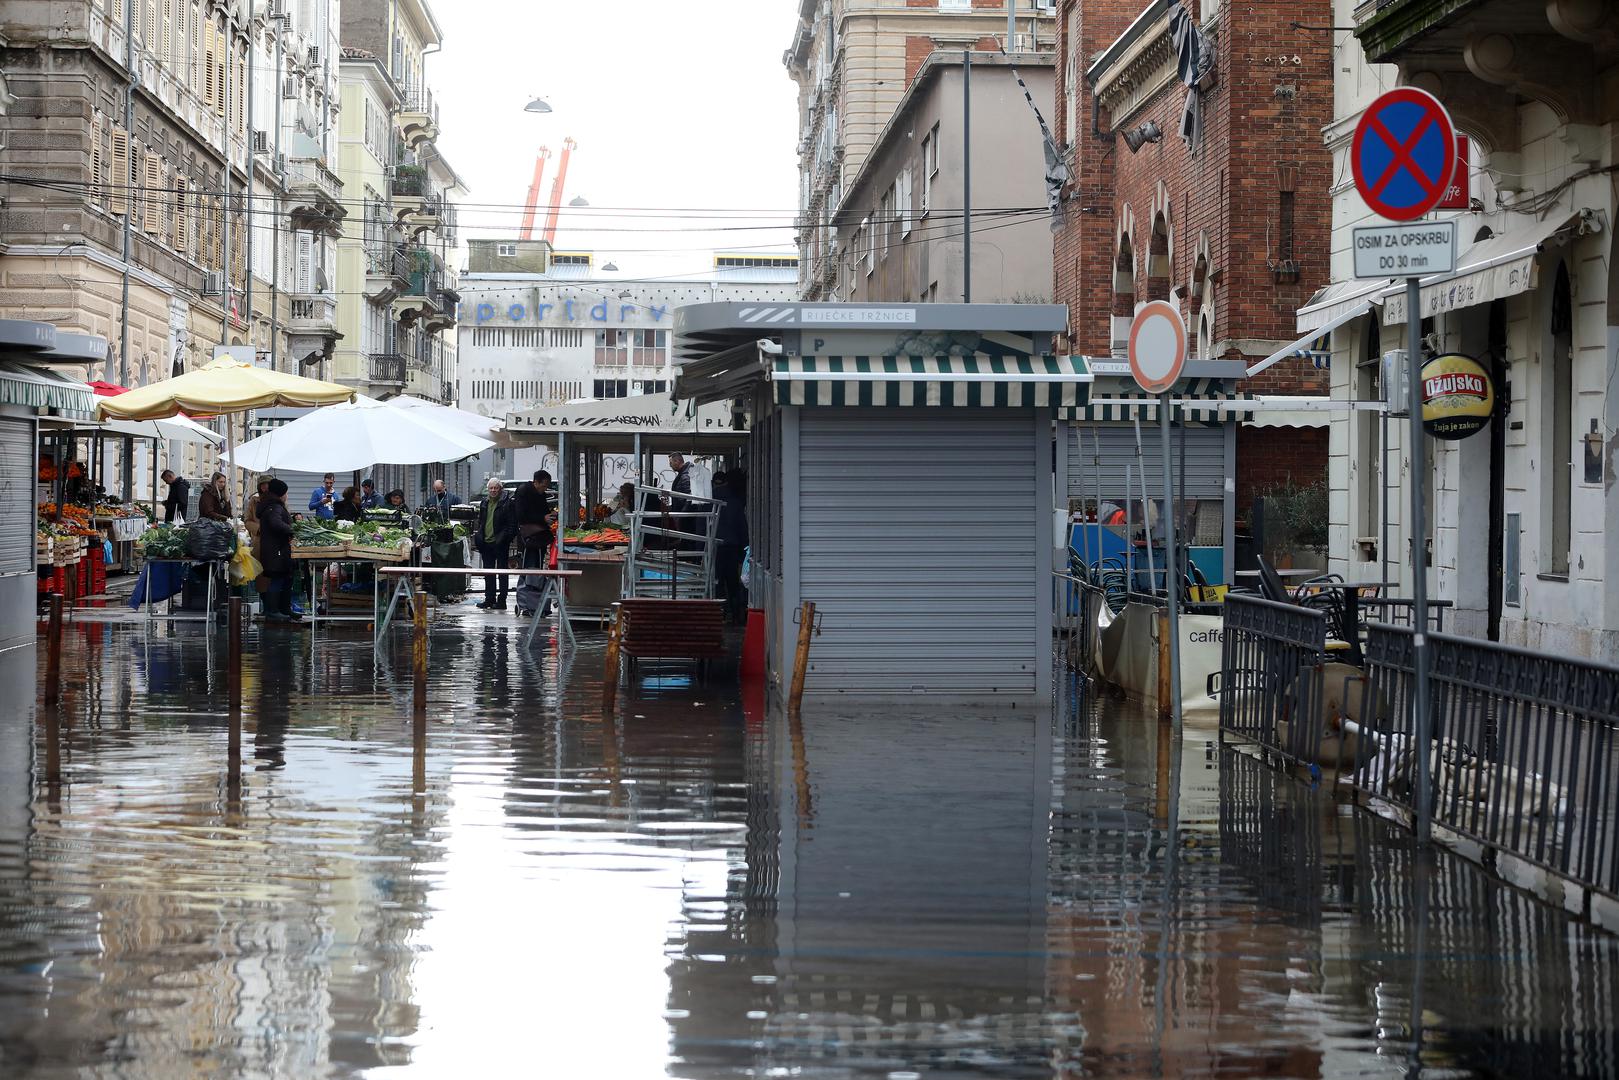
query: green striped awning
[
  {"left": 1059, "top": 379, "right": 1252, "bottom": 423},
  {"left": 772, "top": 355, "right": 1091, "bottom": 408},
  {"left": 0, "top": 362, "right": 95, "bottom": 418}
]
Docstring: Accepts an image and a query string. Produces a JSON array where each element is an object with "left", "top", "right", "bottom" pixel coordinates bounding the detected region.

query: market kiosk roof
[
  {"left": 504, "top": 394, "right": 747, "bottom": 452},
  {"left": 672, "top": 302, "right": 1090, "bottom": 407}
]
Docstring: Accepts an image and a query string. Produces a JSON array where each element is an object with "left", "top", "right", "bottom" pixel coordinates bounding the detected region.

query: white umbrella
[
  {"left": 224, "top": 394, "right": 493, "bottom": 473},
  {"left": 384, "top": 393, "right": 520, "bottom": 449},
  {"left": 103, "top": 414, "right": 224, "bottom": 446}
]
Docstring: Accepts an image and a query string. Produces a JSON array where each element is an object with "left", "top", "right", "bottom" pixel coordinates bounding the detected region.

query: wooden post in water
[
  {"left": 227, "top": 596, "right": 242, "bottom": 784},
  {"left": 412, "top": 585, "right": 428, "bottom": 723},
  {"left": 788, "top": 600, "right": 817, "bottom": 714},
  {"left": 44, "top": 593, "right": 64, "bottom": 707},
  {"left": 1155, "top": 608, "right": 1172, "bottom": 720},
  {"left": 602, "top": 603, "right": 623, "bottom": 709}
]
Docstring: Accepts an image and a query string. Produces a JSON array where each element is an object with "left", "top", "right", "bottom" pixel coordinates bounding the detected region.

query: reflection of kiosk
[
  {"left": 674, "top": 302, "right": 1090, "bottom": 704},
  {"left": 503, "top": 394, "right": 748, "bottom": 623}
]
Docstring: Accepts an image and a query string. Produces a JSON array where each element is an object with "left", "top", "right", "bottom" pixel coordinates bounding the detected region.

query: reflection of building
[
  {"left": 335, "top": 0, "right": 464, "bottom": 405},
  {"left": 455, "top": 251, "right": 797, "bottom": 421}
]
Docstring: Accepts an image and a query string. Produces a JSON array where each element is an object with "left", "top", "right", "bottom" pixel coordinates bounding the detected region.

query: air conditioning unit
[
  {"left": 202, "top": 271, "right": 224, "bottom": 295},
  {"left": 269, "top": 0, "right": 286, "bottom": 18},
  {"left": 282, "top": 75, "right": 298, "bottom": 99},
  {"left": 1110, "top": 315, "right": 1132, "bottom": 356},
  {"left": 307, "top": 45, "right": 320, "bottom": 67},
  {"left": 252, "top": 129, "right": 270, "bottom": 154}
]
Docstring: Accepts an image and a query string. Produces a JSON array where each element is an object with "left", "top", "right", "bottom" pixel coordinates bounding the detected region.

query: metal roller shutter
[
  {"left": 1065, "top": 421, "right": 1226, "bottom": 504},
  {"left": 0, "top": 416, "right": 35, "bottom": 574},
  {"left": 797, "top": 408, "right": 1041, "bottom": 697}
]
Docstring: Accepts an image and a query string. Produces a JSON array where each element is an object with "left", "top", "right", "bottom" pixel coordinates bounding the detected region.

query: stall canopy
[
  {"left": 0, "top": 362, "right": 95, "bottom": 417},
  {"left": 772, "top": 355, "right": 1091, "bottom": 408},
  {"left": 505, "top": 394, "right": 743, "bottom": 450},
  {"left": 226, "top": 394, "right": 493, "bottom": 473},
  {"left": 89, "top": 382, "right": 223, "bottom": 445},
  {"left": 95, "top": 357, "right": 353, "bottom": 421}
]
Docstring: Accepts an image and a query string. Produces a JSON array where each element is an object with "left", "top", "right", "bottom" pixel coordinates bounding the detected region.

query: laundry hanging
[{"left": 1167, "top": 2, "right": 1212, "bottom": 153}]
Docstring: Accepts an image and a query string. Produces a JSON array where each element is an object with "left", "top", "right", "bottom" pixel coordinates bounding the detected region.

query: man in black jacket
[
  {"left": 473, "top": 478, "right": 517, "bottom": 610},
  {"left": 514, "top": 470, "right": 556, "bottom": 569},
  {"left": 160, "top": 469, "right": 190, "bottom": 523}
]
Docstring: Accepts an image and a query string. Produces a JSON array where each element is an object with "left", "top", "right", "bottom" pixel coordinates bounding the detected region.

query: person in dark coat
[
  {"left": 712, "top": 470, "right": 749, "bottom": 623},
  {"left": 333, "top": 486, "right": 364, "bottom": 522},
  {"left": 428, "top": 478, "right": 457, "bottom": 518},
  {"left": 514, "top": 470, "right": 556, "bottom": 570},
  {"left": 160, "top": 469, "right": 190, "bottom": 523},
  {"left": 359, "top": 478, "right": 381, "bottom": 510},
  {"left": 197, "top": 472, "right": 232, "bottom": 522},
  {"left": 473, "top": 478, "right": 517, "bottom": 610},
  {"left": 257, "top": 478, "right": 302, "bottom": 623}
]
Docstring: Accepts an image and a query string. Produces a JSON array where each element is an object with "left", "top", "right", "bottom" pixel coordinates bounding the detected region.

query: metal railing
[
  {"left": 1051, "top": 569, "right": 1103, "bottom": 675},
  {"left": 368, "top": 353, "right": 406, "bottom": 385},
  {"left": 391, "top": 167, "right": 434, "bottom": 200},
  {"left": 1214, "top": 593, "right": 1342, "bottom": 769},
  {"left": 1353, "top": 624, "right": 1619, "bottom": 902},
  {"left": 285, "top": 156, "right": 342, "bottom": 203},
  {"left": 366, "top": 243, "right": 411, "bottom": 282},
  {"left": 289, "top": 293, "right": 336, "bottom": 324}
]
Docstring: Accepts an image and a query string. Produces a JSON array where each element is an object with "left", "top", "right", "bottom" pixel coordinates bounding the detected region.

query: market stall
[{"left": 504, "top": 394, "right": 747, "bottom": 625}]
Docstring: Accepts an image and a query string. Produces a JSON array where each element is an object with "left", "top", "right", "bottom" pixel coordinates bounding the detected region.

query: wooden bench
[{"left": 617, "top": 599, "right": 728, "bottom": 677}]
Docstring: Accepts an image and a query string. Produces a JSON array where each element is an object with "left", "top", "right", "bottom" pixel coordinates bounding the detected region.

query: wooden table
[{"left": 376, "top": 566, "right": 582, "bottom": 650}]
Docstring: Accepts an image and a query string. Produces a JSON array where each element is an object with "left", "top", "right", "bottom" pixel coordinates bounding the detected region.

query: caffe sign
[{"left": 1421, "top": 353, "right": 1494, "bottom": 440}]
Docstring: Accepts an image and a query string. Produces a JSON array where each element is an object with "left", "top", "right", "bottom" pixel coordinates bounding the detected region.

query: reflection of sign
[
  {"left": 1127, "top": 300, "right": 1187, "bottom": 394},
  {"left": 1353, "top": 221, "right": 1455, "bottom": 279},
  {"left": 1352, "top": 88, "right": 1457, "bottom": 222},
  {"left": 1421, "top": 353, "right": 1493, "bottom": 439}
]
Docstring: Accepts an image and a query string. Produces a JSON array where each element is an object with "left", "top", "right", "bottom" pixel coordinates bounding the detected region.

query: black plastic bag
[{"left": 185, "top": 518, "right": 236, "bottom": 561}]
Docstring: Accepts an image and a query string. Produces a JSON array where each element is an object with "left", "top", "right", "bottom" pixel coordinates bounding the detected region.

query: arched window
[
  {"left": 1112, "top": 234, "right": 1135, "bottom": 318},
  {"left": 1147, "top": 214, "right": 1171, "bottom": 301}
]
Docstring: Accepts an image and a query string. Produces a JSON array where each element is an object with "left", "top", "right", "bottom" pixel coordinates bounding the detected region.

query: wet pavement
[{"left": 1, "top": 607, "right": 1617, "bottom": 1078}]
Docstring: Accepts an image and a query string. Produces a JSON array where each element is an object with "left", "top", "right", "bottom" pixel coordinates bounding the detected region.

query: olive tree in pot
[{"left": 1258, "top": 480, "right": 1329, "bottom": 571}]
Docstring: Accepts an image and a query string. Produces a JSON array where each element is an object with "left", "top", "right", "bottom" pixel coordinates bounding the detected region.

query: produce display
[
  {"left": 563, "top": 527, "right": 629, "bottom": 546},
  {"left": 136, "top": 524, "right": 189, "bottom": 560},
  {"left": 292, "top": 519, "right": 348, "bottom": 547}
]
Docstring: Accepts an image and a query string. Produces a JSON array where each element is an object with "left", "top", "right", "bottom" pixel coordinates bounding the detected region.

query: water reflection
[{"left": 0, "top": 620, "right": 1614, "bottom": 1078}]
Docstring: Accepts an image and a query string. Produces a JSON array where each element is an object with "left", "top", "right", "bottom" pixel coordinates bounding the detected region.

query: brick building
[{"left": 1051, "top": 0, "right": 1334, "bottom": 555}]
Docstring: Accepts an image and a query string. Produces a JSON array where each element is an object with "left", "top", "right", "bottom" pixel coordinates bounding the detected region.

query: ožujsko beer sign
[{"left": 1421, "top": 353, "right": 1493, "bottom": 440}]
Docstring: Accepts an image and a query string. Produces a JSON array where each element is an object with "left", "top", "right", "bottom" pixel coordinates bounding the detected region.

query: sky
[{"left": 428, "top": 0, "right": 802, "bottom": 282}]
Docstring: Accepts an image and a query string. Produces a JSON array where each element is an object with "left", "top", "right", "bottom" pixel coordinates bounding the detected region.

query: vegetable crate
[
  {"left": 347, "top": 544, "right": 409, "bottom": 563},
  {"left": 293, "top": 544, "right": 349, "bottom": 559}
]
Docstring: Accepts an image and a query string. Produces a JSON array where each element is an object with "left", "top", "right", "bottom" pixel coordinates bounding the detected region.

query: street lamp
[{"left": 524, "top": 96, "right": 553, "bottom": 113}]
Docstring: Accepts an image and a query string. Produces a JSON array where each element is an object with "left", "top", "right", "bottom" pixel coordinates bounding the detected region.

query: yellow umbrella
[{"left": 95, "top": 357, "right": 353, "bottom": 421}]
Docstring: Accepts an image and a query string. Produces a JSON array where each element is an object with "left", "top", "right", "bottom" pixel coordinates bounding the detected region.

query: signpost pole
[
  {"left": 1159, "top": 392, "right": 1183, "bottom": 735},
  {"left": 1407, "top": 276, "right": 1432, "bottom": 842}
]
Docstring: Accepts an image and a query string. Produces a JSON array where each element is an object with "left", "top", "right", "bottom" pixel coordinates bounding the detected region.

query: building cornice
[{"left": 1090, "top": 9, "right": 1176, "bottom": 126}]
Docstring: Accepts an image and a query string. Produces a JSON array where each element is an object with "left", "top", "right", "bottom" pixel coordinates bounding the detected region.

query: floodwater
[{"left": 0, "top": 610, "right": 1616, "bottom": 1078}]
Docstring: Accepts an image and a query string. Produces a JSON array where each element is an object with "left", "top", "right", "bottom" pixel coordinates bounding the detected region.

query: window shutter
[
  {"left": 112, "top": 0, "right": 124, "bottom": 26},
  {"left": 89, "top": 115, "right": 104, "bottom": 197},
  {"left": 144, "top": 0, "right": 157, "bottom": 50},
  {"left": 203, "top": 20, "right": 217, "bottom": 106},
  {"left": 174, "top": 176, "right": 188, "bottom": 254},
  {"left": 159, "top": 0, "right": 172, "bottom": 65},
  {"left": 143, "top": 150, "right": 162, "bottom": 233},
  {"left": 216, "top": 27, "right": 228, "bottom": 118},
  {"left": 109, "top": 128, "right": 130, "bottom": 214},
  {"left": 190, "top": 2, "right": 202, "bottom": 88},
  {"left": 295, "top": 231, "right": 313, "bottom": 293},
  {"left": 235, "top": 53, "right": 246, "bottom": 136}
]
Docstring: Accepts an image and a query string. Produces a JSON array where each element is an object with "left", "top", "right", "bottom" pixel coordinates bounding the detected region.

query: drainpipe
[
  {"left": 269, "top": 25, "right": 283, "bottom": 370},
  {"left": 244, "top": 18, "right": 256, "bottom": 348},
  {"left": 221, "top": 12, "right": 233, "bottom": 342},
  {"left": 117, "top": 0, "right": 135, "bottom": 386}
]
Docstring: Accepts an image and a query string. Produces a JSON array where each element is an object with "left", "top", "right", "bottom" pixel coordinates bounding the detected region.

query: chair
[{"left": 1255, "top": 555, "right": 1292, "bottom": 604}]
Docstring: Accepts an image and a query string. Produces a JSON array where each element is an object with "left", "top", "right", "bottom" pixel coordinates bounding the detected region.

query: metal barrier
[
  {"left": 1051, "top": 570, "right": 1102, "bottom": 674},
  {"left": 1353, "top": 624, "right": 1619, "bottom": 903},
  {"left": 1213, "top": 593, "right": 1333, "bottom": 768}
]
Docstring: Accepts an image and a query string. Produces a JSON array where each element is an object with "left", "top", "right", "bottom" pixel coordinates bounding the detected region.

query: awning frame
[{"left": 772, "top": 354, "right": 1092, "bottom": 408}]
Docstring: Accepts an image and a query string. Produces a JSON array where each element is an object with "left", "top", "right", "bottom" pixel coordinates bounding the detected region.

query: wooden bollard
[
  {"left": 602, "top": 603, "right": 623, "bottom": 709},
  {"left": 43, "top": 593, "right": 64, "bottom": 707},
  {"left": 412, "top": 585, "right": 428, "bottom": 721},
  {"left": 788, "top": 600, "right": 817, "bottom": 714}
]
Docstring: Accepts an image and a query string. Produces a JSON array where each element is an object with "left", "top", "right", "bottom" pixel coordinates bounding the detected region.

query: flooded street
[{"left": 1, "top": 614, "right": 1616, "bottom": 1078}]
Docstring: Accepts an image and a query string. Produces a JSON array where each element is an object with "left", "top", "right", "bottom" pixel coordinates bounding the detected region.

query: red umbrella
[{"left": 88, "top": 381, "right": 130, "bottom": 396}]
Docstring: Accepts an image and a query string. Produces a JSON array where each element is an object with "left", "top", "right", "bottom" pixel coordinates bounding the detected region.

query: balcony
[
  {"left": 285, "top": 157, "right": 346, "bottom": 236},
  {"left": 286, "top": 292, "right": 342, "bottom": 368},
  {"left": 423, "top": 284, "right": 459, "bottom": 334},
  {"left": 390, "top": 165, "right": 444, "bottom": 238},
  {"left": 365, "top": 243, "right": 411, "bottom": 303},
  {"left": 369, "top": 352, "right": 407, "bottom": 388},
  {"left": 397, "top": 89, "right": 440, "bottom": 150},
  {"left": 391, "top": 248, "right": 444, "bottom": 326}
]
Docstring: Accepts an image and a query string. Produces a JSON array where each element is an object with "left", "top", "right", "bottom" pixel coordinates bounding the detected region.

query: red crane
[
  {"left": 519, "top": 147, "right": 552, "bottom": 241},
  {"left": 541, "top": 137, "right": 577, "bottom": 246}
]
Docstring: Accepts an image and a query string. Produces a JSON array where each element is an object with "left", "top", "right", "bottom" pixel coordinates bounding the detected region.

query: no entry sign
[
  {"left": 1352, "top": 88, "right": 1457, "bottom": 222},
  {"left": 1128, "top": 300, "right": 1187, "bottom": 394}
]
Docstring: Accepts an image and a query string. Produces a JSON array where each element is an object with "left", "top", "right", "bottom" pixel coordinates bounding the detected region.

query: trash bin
[{"left": 428, "top": 541, "right": 466, "bottom": 599}]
